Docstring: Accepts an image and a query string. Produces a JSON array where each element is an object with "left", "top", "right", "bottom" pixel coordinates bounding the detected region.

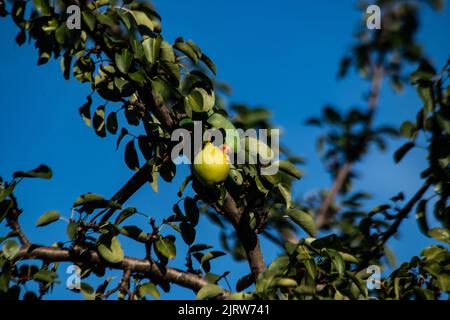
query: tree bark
[
  {"left": 315, "top": 162, "right": 352, "bottom": 228},
  {"left": 221, "top": 192, "right": 266, "bottom": 279},
  {"left": 315, "top": 64, "right": 384, "bottom": 228},
  {"left": 15, "top": 244, "right": 210, "bottom": 292}
]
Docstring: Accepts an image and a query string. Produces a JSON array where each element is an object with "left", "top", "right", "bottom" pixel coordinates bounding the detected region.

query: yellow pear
[{"left": 192, "top": 143, "right": 230, "bottom": 185}]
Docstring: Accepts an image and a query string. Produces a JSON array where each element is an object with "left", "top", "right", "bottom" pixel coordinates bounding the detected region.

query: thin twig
[
  {"left": 14, "top": 244, "right": 210, "bottom": 292},
  {"left": 316, "top": 64, "right": 384, "bottom": 228}
]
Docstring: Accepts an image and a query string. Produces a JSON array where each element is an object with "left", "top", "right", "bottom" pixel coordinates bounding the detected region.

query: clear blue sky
[{"left": 0, "top": 0, "right": 449, "bottom": 299}]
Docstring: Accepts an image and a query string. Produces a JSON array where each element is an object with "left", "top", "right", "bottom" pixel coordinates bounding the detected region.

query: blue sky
[{"left": 0, "top": 0, "right": 449, "bottom": 299}]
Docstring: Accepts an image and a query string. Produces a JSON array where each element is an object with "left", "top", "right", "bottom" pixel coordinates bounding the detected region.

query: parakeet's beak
[
  {"left": 219, "top": 144, "right": 232, "bottom": 163},
  {"left": 219, "top": 144, "right": 232, "bottom": 155}
]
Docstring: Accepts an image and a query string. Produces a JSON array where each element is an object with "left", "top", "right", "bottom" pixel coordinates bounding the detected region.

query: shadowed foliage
[{"left": 0, "top": 0, "right": 449, "bottom": 300}]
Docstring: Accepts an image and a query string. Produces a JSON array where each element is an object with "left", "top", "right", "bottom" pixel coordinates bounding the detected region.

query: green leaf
[
  {"left": 114, "top": 78, "right": 132, "bottom": 96},
  {"left": 326, "top": 249, "right": 345, "bottom": 275},
  {"left": 410, "top": 61, "right": 436, "bottom": 82},
  {"left": 136, "top": 136, "right": 152, "bottom": 161},
  {"left": 294, "top": 285, "right": 316, "bottom": 295},
  {"left": 178, "top": 175, "right": 192, "bottom": 197},
  {"left": 399, "top": 121, "right": 416, "bottom": 138},
  {"left": 36, "top": 210, "right": 60, "bottom": 227},
  {"left": 2, "top": 240, "right": 20, "bottom": 260},
  {"left": 196, "top": 283, "right": 224, "bottom": 300},
  {"left": 200, "top": 53, "right": 216, "bottom": 75},
  {"left": 96, "top": 13, "right": 116, "bottom": 28},
  {"left": 277, "top": 183, "right": 291, "bottom": 209},
  {"left": 131, "top": 10, "right": 154, "bottom": 31},
  {"left": 119, "top": 226, "right": 146, "bottom": 242},
  {"left": 287, "top": 209, "right": 316, "bottom": 236},
  {"left": 188, "top": 244, "right": 212, "bottom": 254},
  {"left": 116, "top": 128, "right": 128, "bottom": 150},
  {"left": 180, "top": 222, "right": 196, "bottom": 245},
  {"left": 149, "top": 168, "right": 159, "bottom": 193},
  {"left": 339, "top": 251, "right": 359, "bottom": 264},
  {"left": 13, "top": 164, "right": 52, "bottom": 179},
  {"left": 255, "top": 271, "right": 273, "bottom": 293},
  {"left": 78, "top": 96, "right": 92, "bottom": 127},
  {"left": 184, "top": 197, "right": 199, "bottom": 226},
  {"left": 118, "top": 9, "right": 133, "bottom": 27},
  {"left": 394, "top": 142, "right": 415, "bottom": 163},
  {"left": 67, "top": 222, "right": 78, "bottom": 241},
  {"left": 93, "top": 105, "right": 106, "bottom": 137},
  {"left": 437, "top": 274, "right": 450, "bottom": 292},
  {"left": 417, "top": 86, "right": 434, "bottom": 113},
  {"left": 33, "top": 269, "right": 57, "bottom": 283},
  {"left": 159, "top": 160, "right": 176, "bottom": 182},
  {"left": 73, "top": 193, "right": 106, "bottom": 206},
  {"left": 115, "top": 207, "right": 137, "bottom": 225},
  {"left": 255, "top": 175, "right": 269, "bottom": 194},
  {"left": 428, "top": 228, "right": 450, "bottom": 244},
  {"left": 236, "top": 273, "right": 254, "bottom": 292},
  {"left": 274, "top": 278, "right": 297, "bottom": 287},
  {"left": 54, "top": 23, "right": 67, "bottom": 45},
  {"left": 73, "top": 56, "right": 94, "bottom": 83},
  {"left": 73, "top": 193, "right": 122, "bottom": 212},
  {"left": 205, "top": 272, "right": 222, "bottom": 284},
  {"left": 0, "top": 183, "right": 16, "bottom": 203},
  {"left": 124, "top": 140, "right": 140, "bottom": 171},
  {"left": 97, "top": 235, "right": 124, "bottom": 264},
  {"left": 200, "top": 251, "right": 225, "bottom": 266},
  {"left": 384, "top": 246, "right": 397, "bottom": 268},
  {"left": 160, "top": 41, "right": 175, "bottom": 62},
  {"left": 139, "top": 282, "right": 160, "bottom": 299},
  {"left": 95, "top": 277, "right": 113, "bottom": 296},
  {"left": 11, "top": 1, "right": 26, "bottom": 24},
  {"left": 229, "top": 168, "right": 244, "bottom": 186},
  {"left": 128, "top": 70, "right": 146, "bottom": 83},
  {"left": 115, "top": 49, "right": 133, "bottom": 74},
  {"left": 61, "top": 52, "right": 72, "bottom": 80},
  {"left": 151, "top": 77, "right": 174, "bottom": 106},
  {"left": 0, "top": 204, "right": 10, "bottom": 224},
  {"left": 303, "top": 259, "right": 317, "bottom": 279},
  {"left": 323, "top": 106, "right": 341, "bottom": 123},
  {"left": 174, "top": 39, "right": 198, "bottom": 63},
  {"left": 124, "top": 104, "right": 140, "bottom": 127},
  {"left": 80, "top": 282, "right": 96, "bottom": 300},
  {"left": 106, "top": 112, "right": 118, "bottom": 134},
  {"left": 345, "top": 271, "right": 367, "bottom": 297},
  {"left": 311, "top": 234, "right": 342, "bottom": 250},
  {"left": 268, "top": 255, "right": 289, "bottom": 273},
  {"left": 277, "top": 160, "right": 303, "bottom": 179},
  {"left": 155, "top": 236, "right": 176, "bottom": 259},
  {"left": 437, "top": 112, "right": 450, "bottom": 135},
  {"left": 142, "top": 36, "right": 161, "bottom": 65},
  {"left": 416, "top": 199, "right": 429, "bottom": 235},
  {"left": 82, "top": 12, "right": 96, "bottom": 32},
  {"left": 161, "top": 61, "right": 180, "bottom": 84},
  {"left": 0, "top": 267, "right": 11, "bottom": 292},
  {"left": 33, "top": 0, "right": 50, "bottom": 15},
  {"left": 187, "top": 88, "right": 215, "bottom": 113},
  {"left": 263, "top": 173, "right": 280, "bottom": 187}
]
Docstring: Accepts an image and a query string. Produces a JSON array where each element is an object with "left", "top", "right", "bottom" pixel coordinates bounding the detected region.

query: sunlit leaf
[{"left": 36, "top": 210, "right": 60, "bottom": 227}]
